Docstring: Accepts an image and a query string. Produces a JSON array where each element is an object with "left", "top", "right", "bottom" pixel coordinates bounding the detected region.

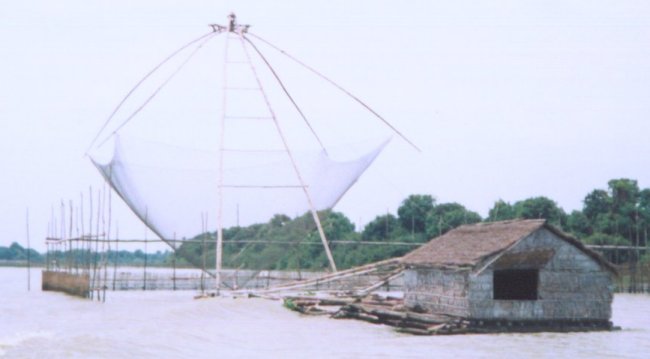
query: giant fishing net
[{"left": 87, "top": 15, "right": 415, "bottom": 278}]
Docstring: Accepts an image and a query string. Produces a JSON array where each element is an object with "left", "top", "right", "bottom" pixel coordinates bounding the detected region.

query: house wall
[
  {"left": 468, "top": 228, "right": 613, "bottom": 320},
  {"left": 403, "top": 268, "right": 470, "bottom": 317}
]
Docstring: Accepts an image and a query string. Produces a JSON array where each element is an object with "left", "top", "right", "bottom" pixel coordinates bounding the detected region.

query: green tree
[
  {"left": 340, "top": 213, "right": 410, "bottom": 268},
  {"left": 583, "top": 189, "right": 612, "bottom": 220},
  {"left": 397, "top": 194, "right": 435, "bottom": 233},
  {"left": 608, "top": 178, "right": 640, "bottom": 240},
  {"left": 269, "top": 214, "right": 291, "bottom": 228},
  {"left": 638, "top": 189, "right": 650, "bottom": 247},
  {"left": 487, "top": 200, "right": 516, "bottom": 221},
  {"left": 361, "top": 214, "right": 401, "bottom": 241},
  {"left": 425, "top": 202, "right": 482, "bottom": 238},
  {"left": 609, "top": 178, "right": 639, "bottom": 211},
  {"left": 583, "top": 189, "right": 614, "bottom": 234},
  {"left": 566, "top": 210, "right": 591, "bottom": 237},
  {"left": 513, "top": 196, "right": 567, "bottom": 227},
  {"left": 0, "top": 242, "right": 43, "bottom": 262},
  {"left": 320, "top": 211, "right": 355, "bottom": 240}
]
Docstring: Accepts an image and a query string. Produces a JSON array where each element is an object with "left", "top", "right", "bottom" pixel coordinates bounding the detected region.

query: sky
[{"left": 1, "top": 0, "right": 650, "bottom": 251}]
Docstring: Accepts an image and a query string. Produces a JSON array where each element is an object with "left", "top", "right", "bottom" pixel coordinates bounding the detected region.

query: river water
[{"left": 1, "top": 268, "right": 649, "bottom": 358}]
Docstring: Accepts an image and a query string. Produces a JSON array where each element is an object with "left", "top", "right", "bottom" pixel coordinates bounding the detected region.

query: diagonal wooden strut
[
  {"left": 247, "top": 33, "right": 421, "bottom": 153},
  {"left": 229, "top": 26, "right": 338, "bottom": 273}
]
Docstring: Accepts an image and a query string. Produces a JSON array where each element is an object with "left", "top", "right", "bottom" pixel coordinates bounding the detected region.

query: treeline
[
  {"left": 0, "top": 242, "right": 43, "bottom": 264},
  {"left": 176, "top": 178, "right": 650, "bottom": 270},
  {"left": 175, "top": 199, "right": 480, "bottom": 271},
  {"left": 0, "top": 242, "right": 171, "bottom": 267},
  {"left": 491, "top": 179, "right": 649, "bottom": 242},
  {"left": 6, "top": 178, "right": 647, "bottom": 271},
  {"left": 43, "top": 249, "right": 172, "bottom": 267},
  {"left": 487, "top": 179, "right": 649, "bottom": 264}
]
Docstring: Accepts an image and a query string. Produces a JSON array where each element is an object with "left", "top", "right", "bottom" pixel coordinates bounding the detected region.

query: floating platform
[{"left": 284, "top": 294, "right": 618, "bottom": 335}]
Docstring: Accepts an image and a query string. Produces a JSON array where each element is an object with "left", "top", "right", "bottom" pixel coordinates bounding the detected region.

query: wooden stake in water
[
  {"left": 93, "top": 188, "right": 102, "bottom": 301},
  {"left": 200, "top": 213, "right": 207, "bottom": 294},
  {"left": 172, "top": 232, "right": 177, "bottom": 291},
  {"left": 113, "top": 224, "right": 119, "bottom": 291},
  {"left": 143, "top": 209, "right": 148, "bottom": 291},
  {"left": 26, "top": 208, "right": 30, "bottom": 291}
]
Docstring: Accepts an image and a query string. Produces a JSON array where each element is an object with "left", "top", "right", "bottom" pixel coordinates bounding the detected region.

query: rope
[
  {"left": 95, "top": 32, "right": 219, "bottom": 149},
  {"left": 237, "top": 32, "right": 339, "bottom": 272},
  {"left": 247, "top": 32, "right": 421, "bottom": 153},
  {"left": 86, "top": 31, "right": 219, "bottom": 153},
  {"left": 242, "top": 35, "right": 328, "bottom": 154}
]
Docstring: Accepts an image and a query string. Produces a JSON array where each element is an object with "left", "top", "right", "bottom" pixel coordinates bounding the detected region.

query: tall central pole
[
  {"left": 216, "top": 13, "right": 235, "bottom": 294},
  {"left": 214, "top": 13, "right": 338, "bottom": 282}
]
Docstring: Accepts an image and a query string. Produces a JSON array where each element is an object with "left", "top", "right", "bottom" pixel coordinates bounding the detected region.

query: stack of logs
[{"left": 283, "top": 294, "right": 470, "bottom": 335}]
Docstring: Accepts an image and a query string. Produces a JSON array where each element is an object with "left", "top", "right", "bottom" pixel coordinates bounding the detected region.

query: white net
[
  {"left": 87, "top": 27, "right": 395, "bottom": 247},
  {"left": 91, "top": 135, "right": 387, "bottom": 241}
]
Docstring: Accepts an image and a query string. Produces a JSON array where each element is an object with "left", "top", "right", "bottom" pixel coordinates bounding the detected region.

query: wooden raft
[
  {"left": 284, "top": 294, "right": 470, "bottom": 335},
  {"left": 283, "top": 294, "right": 618, "bottom": 335}
]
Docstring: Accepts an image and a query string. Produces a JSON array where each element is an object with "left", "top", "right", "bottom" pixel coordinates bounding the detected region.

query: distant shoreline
[{"left": 0, "top": 260, "right": 40, "bottom": 267}]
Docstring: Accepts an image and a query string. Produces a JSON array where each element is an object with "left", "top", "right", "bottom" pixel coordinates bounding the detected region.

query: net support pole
[
  {"left": 237, "top": 29, "right": 338, "bottom": 272},
  {"left": 247, "top": 33, "right": 421, "bottom": 153},
  {"left": 215, "top": 14, "right": 235, "bottom": 294}
]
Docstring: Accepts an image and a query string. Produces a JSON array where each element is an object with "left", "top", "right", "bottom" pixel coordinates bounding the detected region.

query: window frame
[{"left": 492, "top": 268, "right": 539, "bottom": 301}]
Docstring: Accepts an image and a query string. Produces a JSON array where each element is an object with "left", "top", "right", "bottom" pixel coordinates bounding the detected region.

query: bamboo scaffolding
[
  {"left": 358, "top": 269, "right": 404, "bottom": 295},
  {"left": 242, "top": 257, "right": 402, "bottom": 294}
]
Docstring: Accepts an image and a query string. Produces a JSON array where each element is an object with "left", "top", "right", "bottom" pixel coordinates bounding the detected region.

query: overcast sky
[{"left": 2, "top": 0, "right": 650, "bottom": 251}]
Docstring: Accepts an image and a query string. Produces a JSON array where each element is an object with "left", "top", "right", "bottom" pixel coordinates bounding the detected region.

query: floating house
[{"left": 401, "top": 219, "right": 617, "bottom": 329}]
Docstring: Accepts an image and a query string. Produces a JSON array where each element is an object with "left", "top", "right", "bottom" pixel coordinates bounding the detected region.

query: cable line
[
  {"left": 247, "top": 32, "right": 421, "bottom": 153},
  {"left": 86, "top": 31, "right": 219, "bottom": 154}
]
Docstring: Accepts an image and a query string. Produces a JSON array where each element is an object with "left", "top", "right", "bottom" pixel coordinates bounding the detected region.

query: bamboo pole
[
  {"left": 68, "top": 200, "right": 74, "bottom": 272},
  {"left": 238, "top": 31, "right": 337, "bottom": 272},
  {"left": 93, "top": 188, "right": 102, "bottom": 300},
  {"left": 51, "top": 205, "right": 56, "bottom": 266},
  {"left": 26, "top": 208, "right": 30, "bottom": 291},
  {"left": 358, "top": 269, "right": 404, "bottom": 295},
  {"left": 247, "top": 258, "right": 402, "bottom": 294},
  {"left": 201, "top": 213, "right": 207, "bottom": 294},
  {"left": 257, "top": 266, "right": 382, "bottom": 294},
  {"left": 269, "top": 257, "right": 401, "bottom": 290},
  {"left": 246, "top": 32, "right": 421, "bottom": 153},
  {"left": 45, "top": 229, "right": 49, "bottom": 272},
  {"left": 143, "top": 210, "right": 148, "bottom": 291},
  {"left": 60, "top": 200, "right": 65, "bottom": 268},
  {"left": 113, "top": 224, "right": 119, "bottom": 291},
  {"left": 47, "top": 237, "right": 421, "bottom": 247},
  {"left": 88, "top": 187, "right": 94, "bottom": 299},
  {"left": 172, "top": 232, "right": 177, "bottom": 291},
  {"left": 102, "top": 184, "right": 111, "bottom": 302},
  {"left": 80, "top": 192, "right": 85, "bottom": 275},
  {"left": 215, "top": 19, "right": 232, "bottom": 296},
  {"left": 75, "top": 204, "right": 80, "bottom": 274}
]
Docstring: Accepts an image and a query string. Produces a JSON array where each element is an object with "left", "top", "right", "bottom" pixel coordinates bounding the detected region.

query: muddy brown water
[{"left": 1, "top": 268, "right": 649, "bottom": 358}]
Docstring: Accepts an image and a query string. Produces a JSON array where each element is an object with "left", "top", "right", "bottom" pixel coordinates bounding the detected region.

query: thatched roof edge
[
  {"left": 400, "top": 219, "right": 618, "bottom": 276},
  {"left": 542, "top": 223, "right": 618, "bottom": 276}
]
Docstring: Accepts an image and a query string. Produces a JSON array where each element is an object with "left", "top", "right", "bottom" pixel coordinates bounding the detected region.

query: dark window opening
[{"left": 493, "top": 269, "right": 538, "bottom": 300}]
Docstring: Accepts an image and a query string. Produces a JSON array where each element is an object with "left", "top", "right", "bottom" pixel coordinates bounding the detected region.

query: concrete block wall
[
  {"left": 404, "top": 268, "right": 470, "bottom": 317},
  {"left": 468, "top": 228, "right": 613, "bottom": 320}
]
